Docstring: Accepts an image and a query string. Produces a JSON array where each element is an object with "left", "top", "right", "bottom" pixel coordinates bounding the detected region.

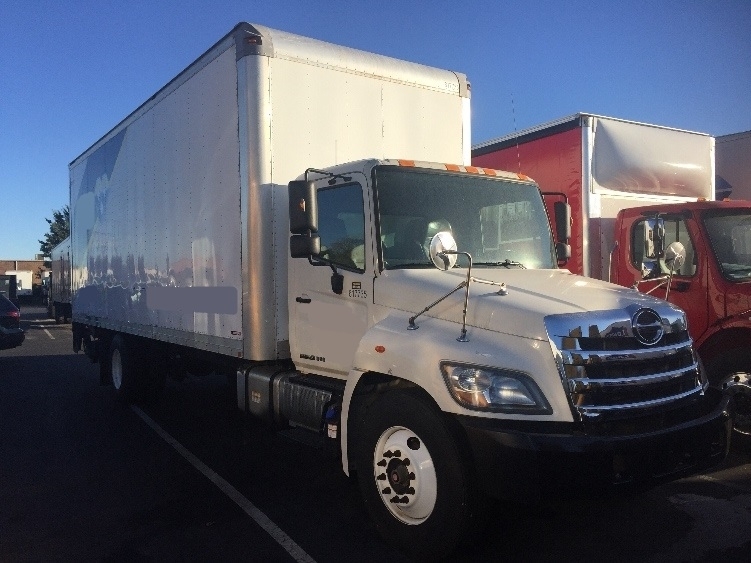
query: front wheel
[
  {"left": 706, "top": 350, "right": 751, "bottom": 450},
  {"left": 719, "top": 371, "right": 751, "bottom": 449},
  {"left": 355, "top": 389, "right": 479, "bottom": 561}
]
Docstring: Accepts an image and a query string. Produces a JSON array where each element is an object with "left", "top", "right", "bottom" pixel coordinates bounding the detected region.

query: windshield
[
  {"left": 703, "top": 211, "right": 751, "bottom": 282},
  {"left": 374, "top": 166, "right": 556, "bottom": 270}
]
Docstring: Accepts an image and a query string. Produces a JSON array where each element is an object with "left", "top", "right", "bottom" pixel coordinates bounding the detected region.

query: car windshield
[
  {"left": 703, "top": 210, "right": 751, "bottom": 281},
  {"left": 374, "top": 166, "right": 556, "bottom": 270}
]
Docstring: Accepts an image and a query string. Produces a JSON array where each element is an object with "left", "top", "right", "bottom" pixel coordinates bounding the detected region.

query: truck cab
[
  {"left": 277, "top": 158, "right": 731, "bottom": 559},
  {"left": 288, "top": 160, "right": 558, "bottom": 379},
  {"left": 610, "top": 200, "right": 751, "bottom": 442}
]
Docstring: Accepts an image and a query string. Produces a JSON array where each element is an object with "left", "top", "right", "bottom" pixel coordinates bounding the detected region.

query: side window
[
  {"left": 631, "top": 217, "right": 696, "bottom": 277},
  {"left": 317, "top": 184, "right": 366, "bottom": 271}
]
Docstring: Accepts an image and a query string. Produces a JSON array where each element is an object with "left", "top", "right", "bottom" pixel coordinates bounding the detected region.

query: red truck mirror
[
  {"left": 553, "top": 201, "right": 572, "bottom": 242},
  {"left": 643, "top": 217, "right": 666, "bottom": 260},
  {"left": 553, "top": 201, "right": 572, "bottom": 263},
  {"left": 556, "top": 242, "right": 571, "bottom": 262}
]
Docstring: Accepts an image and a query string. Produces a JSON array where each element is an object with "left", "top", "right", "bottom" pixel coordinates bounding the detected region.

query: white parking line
[
  {"left": 43, "top": 328, "right": 55, "bottom": 340},
  {"left": 695, "top": 473, "right": 751, "bottom": 493},
  {"left": 130, "top": 406, "right": 316, "bottom": 563}
]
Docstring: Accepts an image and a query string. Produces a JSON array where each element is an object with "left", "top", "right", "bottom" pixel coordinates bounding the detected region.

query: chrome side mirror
[
  {"left": 428, "top": 231, "right": 458, "bottom": 270},
  {"left": 643, "top": 216, "right": 665, "bottom": 260},
  {"left": 664, "top": 241, "right": 686, "bottom": 274}
]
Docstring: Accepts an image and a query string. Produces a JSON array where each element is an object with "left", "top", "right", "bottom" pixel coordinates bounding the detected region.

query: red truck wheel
[{"left": 707, "top": 351, "right": 751, "bottom": 449}]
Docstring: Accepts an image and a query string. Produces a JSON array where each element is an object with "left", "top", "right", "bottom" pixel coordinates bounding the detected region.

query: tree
[{"left": 39, "top": 205, "right": 70, "bottom": 257}]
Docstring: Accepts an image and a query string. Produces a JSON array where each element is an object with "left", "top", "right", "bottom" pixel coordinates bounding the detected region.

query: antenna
[{"left": 511, "top": 93, "right": 521, "bottom": 173}]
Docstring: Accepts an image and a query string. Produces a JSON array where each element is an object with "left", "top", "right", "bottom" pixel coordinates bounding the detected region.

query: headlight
[{"left": 440, "top": 362, "right": 552, "bottom": 414}]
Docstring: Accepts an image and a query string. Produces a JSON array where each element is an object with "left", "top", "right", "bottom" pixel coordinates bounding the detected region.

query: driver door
[
  {"left": 289, "top": 174, "right": 372, "bottom": 377},
  {"left": 630, "top": 215, "right": 709, "bottom": 338}
]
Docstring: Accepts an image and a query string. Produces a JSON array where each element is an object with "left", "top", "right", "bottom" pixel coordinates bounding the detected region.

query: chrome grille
[{"left": 546, "top": 307, "right": 705, "bottom": 424}]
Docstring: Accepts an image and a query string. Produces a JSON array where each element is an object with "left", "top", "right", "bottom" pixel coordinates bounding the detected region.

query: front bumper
[
  {"left": 0, "top": 327, "right": 25, "bottom": 350},
  {"left": 456, "top": 388, "right": 732, "bottom": 503}
]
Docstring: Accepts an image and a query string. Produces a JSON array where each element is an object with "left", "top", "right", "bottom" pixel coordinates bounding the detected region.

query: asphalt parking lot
[{"left": 1, "top": 307, "right": 749, "bottom": 562}]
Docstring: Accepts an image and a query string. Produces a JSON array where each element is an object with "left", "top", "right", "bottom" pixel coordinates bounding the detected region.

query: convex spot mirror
[
  {"left": 664, "top": 241, "right": 686, "bottom": 273},
  {"left": 429, "top": 231, "right": 458, "bottom": 270}
]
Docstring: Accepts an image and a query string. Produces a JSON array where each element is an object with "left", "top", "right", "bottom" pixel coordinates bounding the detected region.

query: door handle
[{"left": 296, "top": 296, "right": 311, "bottom": 304}]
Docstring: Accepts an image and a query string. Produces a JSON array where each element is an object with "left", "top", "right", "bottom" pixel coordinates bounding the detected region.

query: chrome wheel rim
[
  {"left": 373, "top": 425, "right": 437, "bottom": 525},
  {"left": 720, "top": 372, "right": 751, "bottom": 436}
]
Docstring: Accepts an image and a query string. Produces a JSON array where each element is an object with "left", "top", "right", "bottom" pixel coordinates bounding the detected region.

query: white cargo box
[{"left": 70, "top": 22, "right": 470, "bottom": 361}]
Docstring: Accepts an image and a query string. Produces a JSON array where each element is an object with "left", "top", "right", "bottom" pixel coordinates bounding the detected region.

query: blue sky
[{"left": 2, "top": 0, "right": 750, "bottom": 259}]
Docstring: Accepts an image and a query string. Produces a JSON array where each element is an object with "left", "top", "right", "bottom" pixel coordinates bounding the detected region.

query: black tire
[
  {"left": 109, "top": 334, "right": 144, "bottom": 403},
  {"left": 730, "top": 383, "right": 751, "bottom": 450},
  {"left": 354, "top": 389, "right": 478, "bottom": 561},
  {"left": 706, "top": 350, "right": 751, "bottom": 450}
]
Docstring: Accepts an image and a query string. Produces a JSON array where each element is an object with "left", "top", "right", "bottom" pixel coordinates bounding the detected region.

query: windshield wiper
[{"left": 474, "top": 259, "right": 526, "bottom": 269}]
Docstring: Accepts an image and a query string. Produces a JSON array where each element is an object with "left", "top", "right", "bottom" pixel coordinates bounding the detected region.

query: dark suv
[{"left": 0, "top": 294, "right": 24, "bottom": 350}]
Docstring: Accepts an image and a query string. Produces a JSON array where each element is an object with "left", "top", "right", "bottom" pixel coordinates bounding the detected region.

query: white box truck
[
  {"left": 48, "top": 236, "right": 72, "bottom": 322},
  {"left": 70, "top": 25, "right": 731, "bottom": 559},
  {"left": 5, "top": 270, "right": 34, "bottom": 298}
]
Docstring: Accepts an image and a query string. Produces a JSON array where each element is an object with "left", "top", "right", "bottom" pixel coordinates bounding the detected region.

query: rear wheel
[
  {"left": 109, "top": 334, "right": 143, "bottom": 403},
  {"left": 355, "top": 389, "right": 479, "bottom": 561}
]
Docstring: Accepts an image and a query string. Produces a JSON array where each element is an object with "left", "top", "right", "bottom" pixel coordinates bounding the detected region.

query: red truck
[{"left": 473, "top": 113, "right": 750, "bottom": 445}]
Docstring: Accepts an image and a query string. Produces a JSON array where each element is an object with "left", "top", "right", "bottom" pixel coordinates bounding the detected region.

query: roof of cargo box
[
  {"left": 472, "top": 112, "right": 712, "bottom": 157},
  {"left": 236, "top": 23, "right": 469, "bottom": 95},
  {"left": 70, "top": 22, "right": 469, "bottom": 167}
]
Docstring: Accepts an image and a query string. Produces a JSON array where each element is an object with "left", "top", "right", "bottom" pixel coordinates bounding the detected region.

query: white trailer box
[
  {"left": 49, "top": 236, "right": 72, "bottom": 322},
  {"left": 70, "top": 22, "right": 470, "bottom": 360},
  {"left": 716, "top": 129, "right": 751, "bottom": 200},
  {"left": 473, "top": 113, "right": 715, "bottom": 278},
  {"left": 5, "top": 270, "right": 33, "bottom": 297}
]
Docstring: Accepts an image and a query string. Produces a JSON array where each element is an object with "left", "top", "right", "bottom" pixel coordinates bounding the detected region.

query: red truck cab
[{"left": 610, "top": 200, "right": 751, "bottom": 442}]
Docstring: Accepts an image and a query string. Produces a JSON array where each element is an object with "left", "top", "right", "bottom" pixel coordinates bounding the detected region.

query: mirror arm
[
  {"left": 632, "top": 271, "right": 676, "bottom": 300},
  {"left": 664, "top": 269, "right": 675, "bottom": 300},
  {"left": 306, "top": 255, "right": 344, "bottom": 294},
  {"left": 632, "top": 275, "right": 668, "bottom": 290},
  {"left": 408, "top": 251, "right": 473, "bottom": 342},
  {"left": 408, "top": 281, "right": 466, "bottom": 330}
]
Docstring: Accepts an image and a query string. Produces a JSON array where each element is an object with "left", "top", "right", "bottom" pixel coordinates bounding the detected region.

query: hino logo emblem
[{"left": 632, "top": 308, "right": 664, "bottom": 346}]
